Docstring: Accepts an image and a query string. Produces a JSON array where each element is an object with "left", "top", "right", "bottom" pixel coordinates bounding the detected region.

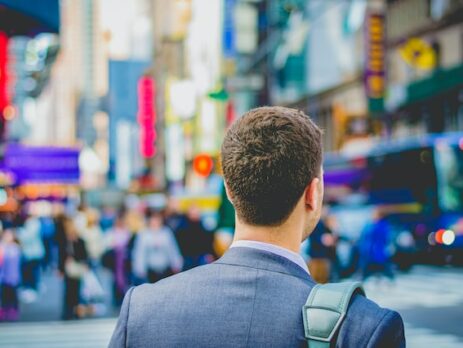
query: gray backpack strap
[{"left": 302, "top": 282, "right": 365, "bottom": 348}]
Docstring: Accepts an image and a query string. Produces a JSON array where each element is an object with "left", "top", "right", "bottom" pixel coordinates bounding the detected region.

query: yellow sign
[
  {"left": 365, "top": 13, "right": 386, "bottom": 100},
  {"left": 177, "top": 195, "right": 221, "bottom": 212},
  {"left": 399, "top": 38, "right": 436, "bottom": 70}
]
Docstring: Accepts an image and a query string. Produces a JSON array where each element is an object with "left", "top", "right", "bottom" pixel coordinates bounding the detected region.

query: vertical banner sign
[
  {"left": 364, "top": 12, "right": 385, "bottom": 113},
  {"left": 137, "top": 76, "right": 156, "bottom": 158},
  {"left": 0, "top": 32, "right": 9, "bottom": 115},
  {"left": 223, "top": 0, "right": 236, "bottom": 58}
]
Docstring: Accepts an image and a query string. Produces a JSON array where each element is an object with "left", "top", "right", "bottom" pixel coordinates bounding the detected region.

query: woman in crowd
[
  {"left": 104, "top": 212, "right": 131, "bottom": 306},
  {"left": 0, "top": 229, "right": 21, "bottom": 321},
  {"left": 58, "top": 217, "right": 89, "bottom": 320},
  {"left": 133, "top": 209, "right": 183, "bottom": 284},
  {"left": 17, "top": 214, "right": 45, "bottom": 299},
  {"left": 78, "top": 209, "right": 104, "bottom": 268}
]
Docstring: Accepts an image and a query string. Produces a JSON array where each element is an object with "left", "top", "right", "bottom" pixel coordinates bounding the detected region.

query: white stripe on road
[
  {"left": 406, "top": 325, "right": 463, "bottom": 348},
  {"left": 363, "top": 268, "right": 463, "bottom": 310},
  {"left": 0, "top": 319, "right": 117, "bottom": 348}
]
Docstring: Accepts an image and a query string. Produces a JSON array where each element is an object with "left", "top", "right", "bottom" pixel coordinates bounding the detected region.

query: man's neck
[{"left": 233, "top": 217, "right": 304, "bottom": 254}]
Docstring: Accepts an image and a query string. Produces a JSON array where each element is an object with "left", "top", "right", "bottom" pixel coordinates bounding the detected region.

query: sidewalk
[{"left": 18, "top": 268, "right": 118, "bottom": 322}]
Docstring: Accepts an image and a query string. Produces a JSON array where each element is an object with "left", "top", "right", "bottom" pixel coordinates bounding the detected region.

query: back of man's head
[{"left": 221, "top": 106, "right": 322, "bottom": 227}]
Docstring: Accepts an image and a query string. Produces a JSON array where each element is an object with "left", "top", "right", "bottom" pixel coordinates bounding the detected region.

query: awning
[
  {"left": 0, "top": 0, "right": 60, "bottom": 36},
  {"left": 404, "top": 63, "right": 463, "bottom": 107}
]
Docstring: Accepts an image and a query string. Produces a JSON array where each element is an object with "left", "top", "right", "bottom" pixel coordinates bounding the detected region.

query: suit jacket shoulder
[
  {"left": 338, "top": 294, "right": 405, "bottom": 348},
  {"left": 109, "top": 247, "right": 405, "bottom": 348}
]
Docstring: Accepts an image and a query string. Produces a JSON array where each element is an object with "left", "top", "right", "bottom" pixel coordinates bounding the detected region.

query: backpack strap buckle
[
  {"left": 303, "top": 305, "right": 345, "bottom": 342},
  {"left": 302, "top": 282, "right": 365, "bottom": 347}
]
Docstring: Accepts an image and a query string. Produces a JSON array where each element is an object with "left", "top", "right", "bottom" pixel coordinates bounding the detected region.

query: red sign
[
  {"left": 193, "top": 154, "right": 214, "bottom": 177},
  {"left": 0, "top": 32, "right": 9, "bottom": 115},
  {"left": 226, "top": 100, "right": 236, "bottom": 126},
  {"left": 137, "top": 76, "right": 156, "bottom": 158}
]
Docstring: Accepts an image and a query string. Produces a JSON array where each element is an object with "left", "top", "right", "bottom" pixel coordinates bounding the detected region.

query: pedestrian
[
  {"left": 122, "top": 207, "right": 145, "bottom": 286},
  {"left": 78, "top": 209, "right": 104, "bottom": 268},
  {"left": 164, "top": 197, "right": 184, "bottom": 233},
  {"left": 132, "top": 209, "right": 183, "bottom": 284},
  {"left": 0, "top": 229, "right": 21, "bottom": 321},
  {"left": 104, "top": 212, "right": 131, "bottom": 306},
  {"left": 307, "top": 207, "right": 337, "bottom": 283},
  {"left": 100, "top": 205, "right": 116, "bottom": 232},
  {"left": 359, "top": 209, "right": 395, "bottom": 282},
  {"left": 54, "top": 210, "right": 67, "bottom": 272},
  {"left": 110, "top": 106, "right": 405, "bottom": 347},
  {"left": 174, "top": 205, "right": 215, "bottom": 270},
  {"left": 58, "top": 217, "right": 89, "bottom": 320},
  {"left": 39, "top": 214, "right": 56, "bottom": 271},
  {"left": 17, "top": 214, "right": 45, "bottom": 300}
]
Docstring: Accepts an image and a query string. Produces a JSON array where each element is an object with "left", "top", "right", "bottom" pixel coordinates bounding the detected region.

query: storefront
[{"left": 0, "top": 144, "right": 80, "bottom": 215}]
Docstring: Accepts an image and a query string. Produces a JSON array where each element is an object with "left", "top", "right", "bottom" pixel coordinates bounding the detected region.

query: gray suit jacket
[{"left": 109, "top": 247, "right": 405, "bottom": 347}]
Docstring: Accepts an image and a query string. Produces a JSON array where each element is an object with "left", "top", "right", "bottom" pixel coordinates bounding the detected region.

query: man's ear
[
  {"left": 304, "top": 178, "right": 320, "bottom": 211},
  {"left": 224, "top": 182, "right": 234, "bottom": 206}
]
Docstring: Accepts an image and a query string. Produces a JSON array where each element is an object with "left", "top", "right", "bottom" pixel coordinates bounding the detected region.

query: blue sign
[{"left": 223, "top": 0, "right": 236, "bottom": 58}]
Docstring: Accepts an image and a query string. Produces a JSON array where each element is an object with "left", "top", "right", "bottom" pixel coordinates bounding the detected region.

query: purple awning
[{"left": 324, "top": 168, "right": 368, "bottom": 186}]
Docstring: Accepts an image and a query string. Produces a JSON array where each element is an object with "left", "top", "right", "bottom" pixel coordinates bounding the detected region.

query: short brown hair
[{"left": 221, "top": 106, "right": 322, "bottom": 226}]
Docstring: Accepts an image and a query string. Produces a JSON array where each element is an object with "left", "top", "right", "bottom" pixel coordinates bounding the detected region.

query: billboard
[{"left": 1, "top": 144, "right": 80, "bottom": 184}]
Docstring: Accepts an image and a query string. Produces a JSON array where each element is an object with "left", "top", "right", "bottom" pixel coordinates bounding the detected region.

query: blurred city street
[{"left": 0, "top": 0, "right": 463, "bottom": 346}]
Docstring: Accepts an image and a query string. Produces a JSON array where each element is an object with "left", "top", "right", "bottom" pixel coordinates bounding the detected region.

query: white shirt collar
[{"left": 230, "top": 240, "right": 310, "bottom": 275}]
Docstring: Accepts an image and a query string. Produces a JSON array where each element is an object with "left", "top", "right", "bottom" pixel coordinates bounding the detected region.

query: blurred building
[
  {"left": 4, "top": 0, "right": 461, "bottom": 204},
  {"left": 0, "top": 0, "right": 83, "bottom": 209},
  {"left": 152, "top": 0, "right": 227, "bottom": 195},
  {"left": 386, "top": 0, "right": 463, "bottom": 137},
  {"left": 59, "top": 0, "right": 110, "bottom": 189},
  {"left": 0, "top": 0, "right": 60, "bottom": 144},
  {"left": 101, "top": 0, "right": 153, "bottom": 190},
  {"left": 228, "top": 0, "right": 463, "bottom": 155}
]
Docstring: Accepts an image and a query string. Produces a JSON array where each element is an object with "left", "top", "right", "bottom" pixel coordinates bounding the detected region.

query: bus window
[
  {"left": 368, "top": 149, "right": 438, "bottom": 211},
  {"left": 435, "top": 143, "right": 463, "bottom": 212}
]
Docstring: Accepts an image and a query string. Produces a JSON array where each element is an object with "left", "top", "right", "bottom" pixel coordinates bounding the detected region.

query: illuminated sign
[
  {"left": 137, "top": 76, "right": 156, "bottom": 158},
  {"left": 223, "top": 0, "right": 236, "bottom": 58},
  {"left": 399, "top": 38, "right": 436, "bottom": 70},
  {"left": 0, "top": 32, "right": 9, "bottom": 116},
  {"left": 364, "top": 13, "right": 385, "bottom": 102},
  {"left": 193, "top": 154, "right": 213, "bottom": 177},
  {"left": 2, "top": 144, "right": 80, "bottom": 184},
  {"left": 226, "top": 100, "right": 236, "bottom": 126}
]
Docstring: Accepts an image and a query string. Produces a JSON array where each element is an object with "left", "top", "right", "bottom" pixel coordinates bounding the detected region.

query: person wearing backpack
[{"left": 110, "top": 106, "right": 405, "bottom": 347}]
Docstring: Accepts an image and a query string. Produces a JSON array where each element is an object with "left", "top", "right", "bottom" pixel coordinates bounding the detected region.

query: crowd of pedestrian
[
  {"left": 0, "top": 195, "right": 401, "bottom": 322},
  {"left": 305, "top": 206, "right": 398, "bottom": 284},
  {"left": 0, "top": 198, "right": 217, "bottom": 322}
]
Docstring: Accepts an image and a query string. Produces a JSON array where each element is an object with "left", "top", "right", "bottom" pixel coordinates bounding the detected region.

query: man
[
  {"left": 109, "top": 106, "right": 405, "bottom": 347},
  {"left": 307, "top": 209, "right": 337, "bottom": 283},
  {"left": 174, "top": 205, "right": 216, "bottom": 270}
]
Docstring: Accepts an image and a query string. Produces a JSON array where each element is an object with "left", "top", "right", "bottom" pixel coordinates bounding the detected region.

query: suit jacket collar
[{"left": 215, "top": 246, "right": 315, "bottom": 283}]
